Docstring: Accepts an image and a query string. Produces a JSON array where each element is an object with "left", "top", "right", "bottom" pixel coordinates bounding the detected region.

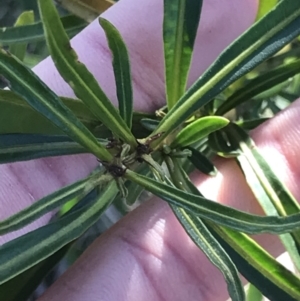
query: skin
[{"left": 6, "top": 0, "right": 300, "bottom": 300}]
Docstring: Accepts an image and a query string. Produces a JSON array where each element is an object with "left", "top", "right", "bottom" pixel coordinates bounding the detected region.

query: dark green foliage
[{"left": 1, "top": 1, "right": 300, "bottom": 300}]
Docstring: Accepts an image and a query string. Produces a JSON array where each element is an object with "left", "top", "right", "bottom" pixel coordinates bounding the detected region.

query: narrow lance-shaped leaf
[
  {"left": 224, "top": 123, "right": 300, "bottom": 270},
  {"left": 0, "top": 243, "right": 71, "bottom": 301},
  {"left": 0, "top": 170, "right": 106, "bottom": 235},
  {"left": 0, "top": 50, "right": 112, "bottom": 162},
  {"left": 0, "top": 134, "right": 105, "bottom": 164},
  {"left": 166, "top": 160, "right": 244, "bottom": 301},
  {"left": 168, "top": 162, "right": 300, "bottom": 301},
  {"left": 0, "top": 180, "right": 118, "bottom": 285},
  {"left": 38, "top": 0, "right": 137, "bottom": 147},
  {"left": 172, "top": 206, "right": 245, "bottom": 301},
  {"left": 216, "top": 58, "right": 300, "bottom": 115},
  {"left": 0, "top": 15, "right": 87, "bottom": 45},
  {"left": 2, "top": 187, "right": 106, "bottom": 298},
  {"left": 9, "top": 11, "right": 34, "bottom": 61},
  {"left": 216, "top": 123, "right": 300, "bottom": 268},
  {"left": 210, "top": 224, "right": 300, "bottom": 301},
  {"left": 151, "top": 0, "right": 300, "bottom": 147},
  {"left": 237, "top": 151, "right": 300, "bottom": 273},
  {"left": 171, "top": 116, "right": 229, "bottom": 148},
  {"left": 125, "top": 169, "right": 300, "bottom": 234},
  {"left": 100, "top": 18, "right": 133, "bottom": 129},
  {"left": 163, "top": 0, "right": 202, "bottom": 109},
  {"left": 226, "top": 124, "right": 300, "bottom": 218}
]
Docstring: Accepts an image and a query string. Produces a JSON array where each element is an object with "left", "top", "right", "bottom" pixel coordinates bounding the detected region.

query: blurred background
[
  {"left": 1, "top": 0, "right": 56, "bottom": 67},
  {"left": 0, "top": 0, "right": 114, "bottom": 67}
]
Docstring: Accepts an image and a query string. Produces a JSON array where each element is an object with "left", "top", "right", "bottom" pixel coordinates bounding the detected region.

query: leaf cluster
[{"left": 1, "top": 0, "right": 300, "bottom": 300}]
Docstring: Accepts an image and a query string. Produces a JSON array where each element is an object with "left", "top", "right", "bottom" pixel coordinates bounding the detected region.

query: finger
[{"left": 0, "top": 0, "right": 257, "bottom": 244}]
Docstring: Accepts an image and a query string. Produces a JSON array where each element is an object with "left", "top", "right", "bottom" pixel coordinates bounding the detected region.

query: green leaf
[
  {"left": 165, "top": 163, "right": 244, "bottom": 301},
  {"left": 163, "top": 0, "right": 202, "bottom": 109},
  {"left": 0, "top": 134, "right": 104, "bottom": 164},
  {"left": 211, "top": 224, "right": 300, "bottom": 301},
  {"left": 0, "top": 180, "right": 118, "bottom": 285},
  {"left": 226, "top": 124, "right": 300, "bottom": 217},
  {"left": 168, "top": 161, "right": 300, "bottom": 301},
  {"left": 0, "top": 89, "right": 100, "bottom": 135},
  {"left": 100, "top": 18, "right": 133, "bottom": 129},
  {"left": 125, "top": 169, "right": 300, "bottom": 234},
  {"left": 172, "top": 206, "right": 245, "bottom": 301},
  {"left": 38, "top": 0, "right": 137, "bottom": 147},
  {"left": 0, "top": 171, "right": 104, "bottom": 235},
  {"left": 256, "top": 0, "right": 278, "bottom": 20},
  {"left": 0, "top": 50, "right": 112, "bottom": 162},
  {"left": 223, "top": 123, "right": 300, "bottom": 270},
  {"left": 172, "top": 116, "right": 229, "bottom": 148},
  {"left": 9, "top": 11, "right": 35, "bottom": 61},
  {"left": 237, "top": 152, "right": 300, "bottom": 272},
  {"left": 216, "top": 58, "right": 300, "bottom": 115},
  {"left": 152, "top": 0, "right": 300, "bottom": 147},
  {"left": 0, "top": 244, "right": 71, "bottom": 301},
  {"left": 0, "top": 15, "right": 86, "bottom": 45},
  {"left": 187, "top": 146, "right": 217, "bottom": 176}
]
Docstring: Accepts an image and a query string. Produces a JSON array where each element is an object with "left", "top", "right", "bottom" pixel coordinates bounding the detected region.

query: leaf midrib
[
  {"left": 214, "top": 226, "right": 300, "bottom": 298},
  {"left": 45, "top": 17, "right": 136, "bottom": 146},
  {"left": 0, "top": 181, "right": 117, "bottom": 283},
  {"left": 168, "top": 0, "right": 186, "bottom": 109},
  {"left": 0, "top": 53, "right": 110, "bottom": 160},
  {"left": 125, "top": 169, "right": 300, "bottom": 233}
]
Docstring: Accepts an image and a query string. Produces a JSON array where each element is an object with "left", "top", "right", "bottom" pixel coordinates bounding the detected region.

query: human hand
[{"left": 5, "top": 0, "right": 298, "bottom": 300}]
